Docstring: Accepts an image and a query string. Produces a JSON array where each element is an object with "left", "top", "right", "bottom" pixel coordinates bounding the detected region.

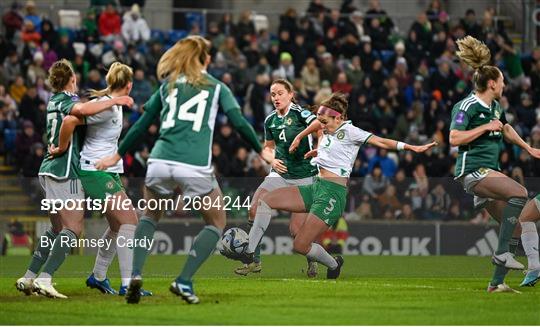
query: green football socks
[
  {"left": 496, "top": 197, "right": 526, "bottom": 254},
  {"left": 177, "top": 225, "right": 221, "bottom": 282},
  {"left": 41, "top": 229, "right": 77, "bottom": 276},
  {"left": 25, "top": 228, "right": 57, "bottom": 277},
  {"left": 132, "top": 216, "right": 157, "bottom": 277}
]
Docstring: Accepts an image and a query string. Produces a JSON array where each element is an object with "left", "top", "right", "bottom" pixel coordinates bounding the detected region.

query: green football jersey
[
  {"left": 39, "top": 92, "right": 84, "bottom": 179},
  {"left": 264, "top": 103, "right": 318, "bottom": 179},
  {"left": 144, "top": 74, "right": 239, "bottom": 167},
  {"left": 450, "top": 93, "right": 506, "bottom": 178}
]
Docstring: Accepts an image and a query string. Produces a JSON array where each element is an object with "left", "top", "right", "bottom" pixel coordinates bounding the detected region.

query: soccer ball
[{"left": 219, "top": 227, "right": 249, "bottom": 257}]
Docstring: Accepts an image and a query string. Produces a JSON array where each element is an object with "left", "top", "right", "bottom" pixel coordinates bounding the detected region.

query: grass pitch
[{"left": 0, "top": 255, "right": 538, "bottom": 325}]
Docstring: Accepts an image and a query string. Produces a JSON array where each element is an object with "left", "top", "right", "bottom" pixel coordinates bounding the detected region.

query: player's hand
[
  {"left": 528, "top": 147, "right": 540, "bottom": 160},
  {"left": 259, "top": 147, "right": 274, "bottom": 165},
  {"left": 272, "top": 159, "right": 288, "bottom": 174},
  {"left": 408, "top": 141, "right": 437, "bottom": 153},
  {"left": 304, "top": 149, "right": 318, "bottom": 159},
  {"left": 114, "top": 96, "right": 134, "bottom": 108},
  {"left": 485, "top": 119, "right": 503, "bottom": 132},
  {"left": 95, "top": 153, "right": 121, "bottom": 170},
  {"left": 47, "top": 143, "right": 66, "bottom": 158},
  {"left": 289, "top": 136, "right": 301, "bottom": 153}
]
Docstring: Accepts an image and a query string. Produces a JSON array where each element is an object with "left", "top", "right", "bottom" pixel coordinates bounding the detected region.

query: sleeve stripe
[
  {"left": 458, "top": 95, "right": 474, "bottom": 110},
  {"left": 306, "top": 115, "right": 316, "bottom": 124},
  {"left": 290, "top": 103, "right": 303, "bottom": 111},
  {"left": 363, "top": 133, "right": 373, "bottom": 145},
  {"left": 460, "top": 97, "right": 477, "bottom": 112},
  {"left": 264, "top": 111, "right": 276, "bottom": 124}
]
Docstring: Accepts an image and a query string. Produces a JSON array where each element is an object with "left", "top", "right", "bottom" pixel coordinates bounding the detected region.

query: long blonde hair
[
  {"left": 157, "top": 35, "right": 210, "bottom": 88},
  {"left": 90, "top": 62, "right": 133, "bottom": 97},
  {"left": 456, "top": 36, "right": 500, "bottom": 93}
]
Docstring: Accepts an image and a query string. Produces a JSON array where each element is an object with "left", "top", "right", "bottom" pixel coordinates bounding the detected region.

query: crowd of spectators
[{"left": 2, "top": 0, "right": 540, "bottom": 222}]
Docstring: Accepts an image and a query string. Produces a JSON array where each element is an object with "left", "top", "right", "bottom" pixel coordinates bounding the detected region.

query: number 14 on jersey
[{"left": 162, "top": 89, "right": 209, "bottom": 132}]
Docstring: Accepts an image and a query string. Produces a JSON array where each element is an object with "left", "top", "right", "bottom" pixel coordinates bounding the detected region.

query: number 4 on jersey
[
  {"left": 162, "top": 89, "right": 209, "bottom": 132},
  {"left": 279, "top": 129, "right": 287, "bottom": 142}
]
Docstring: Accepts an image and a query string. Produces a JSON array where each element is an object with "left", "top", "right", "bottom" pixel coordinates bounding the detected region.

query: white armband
[{"left": 396, "top": 141, "right": 406, "bottom": 151}]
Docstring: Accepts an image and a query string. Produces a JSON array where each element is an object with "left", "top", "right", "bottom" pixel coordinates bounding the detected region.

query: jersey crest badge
[
  {"left": 336, "top": 130, "right": 345, "bottom": 140},
  {"left": 286, "top": 117, "right": 293, "bottom": 126}
]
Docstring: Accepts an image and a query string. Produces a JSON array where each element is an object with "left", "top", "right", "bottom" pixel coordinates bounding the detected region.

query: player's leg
[
  {"left": 234, "top": 186, "right": 267, "bottom": 275},
  {"left": 518, "top": 196, "right": 540, "bottom": 286},
  {"left": 484, "top": 200, "right": 522, "bottom": 291},
  {"left": 17, "top": 176, "right": 61, "bottom": 293},
  {"left": 293, "top": 178, "right": 347, "bottom": 279},
  {"left": 292, "top": 214, "right": 342, "bottom": 279},
  {"left": 288, "top": 176, "right": 319, "bottom": 277},
  {"left": 471, "top": 170, "right": 527, "bottom": 269},
  {"left": 32, "top": 178, "right": 85, "bottom": 298},
  {"left": 80, "top": 171, "right": 124, "bottom": 294},
  {"left": 126, "top": 186, "right": 164, "bottom": 304},
  {"left": 235, "top": 173, "right": 288, "bottom": 275},
  {"left": 15, "top": 212, "right": 62, "bottom": 295},
  {"left": 126, "top": 163, "right": 171, "bottom": 304},
  {"left": 87, "top": 226, "right": 118, "bottom": 294},
  {"left": 290, "top": 212, "right": 318, "bottom": 278},
  {"left": 96, "top": 190, "right": 152, "bottom": 296},
  {"left": 171, "top": 169, "right": 228, "bottom": 303},
  {"left": 103, "top": 189, "right": 149, "bottom": 295},
  {"left": 131, "top": 162, "right": 171, "bottom": 278},
  {"left": 170, "top": 186, "right": 224, "bottom": 304},
  {"left": 245, "top": 186, "right": 308, "bottom": 257}
]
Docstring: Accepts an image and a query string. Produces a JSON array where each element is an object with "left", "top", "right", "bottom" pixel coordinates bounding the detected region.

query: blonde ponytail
[
  {"left": 90, "top": 62, "right": 133, "bottom": 98},
  {"left": 456, "top": 36, "right": 491, "bottom": 70},
  {"left": 455, "top": 36, "right": 500, "bottom": 93}
]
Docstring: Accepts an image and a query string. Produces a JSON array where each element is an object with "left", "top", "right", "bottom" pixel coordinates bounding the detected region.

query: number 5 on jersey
[
  {"left": 162, "top": 89, "right": 209, "bottom": 132},
  {"left": 323, "top": 198, "right": 336, "bottom": 215}
]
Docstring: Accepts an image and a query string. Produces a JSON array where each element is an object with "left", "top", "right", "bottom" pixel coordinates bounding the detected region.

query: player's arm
[
  {"left": 289, "top": 119, "right": 322, "bottom": 153},
  {"left": 449, "top": 123, "right": 503, "bottom": 146},
  {"left": 48, "top": 115, "right": 85, "bottom": 157},
  {"left": 70, "top": 96, "right": 134, "bottom": 118},
  {"left": 303, "top": 126, "right": 324, "bottom": 159},
  {"left": 366, "top": 135, "right": 436, "bottom": 153},
  {"left": 448, "top": 109, "right": 502, "bottom": 146},
  {"left": 95, "top": 92, "right": 160, "bottom": 170},
  {"left": 503, "top": 123, "right": 540, "bottom": 159}
]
